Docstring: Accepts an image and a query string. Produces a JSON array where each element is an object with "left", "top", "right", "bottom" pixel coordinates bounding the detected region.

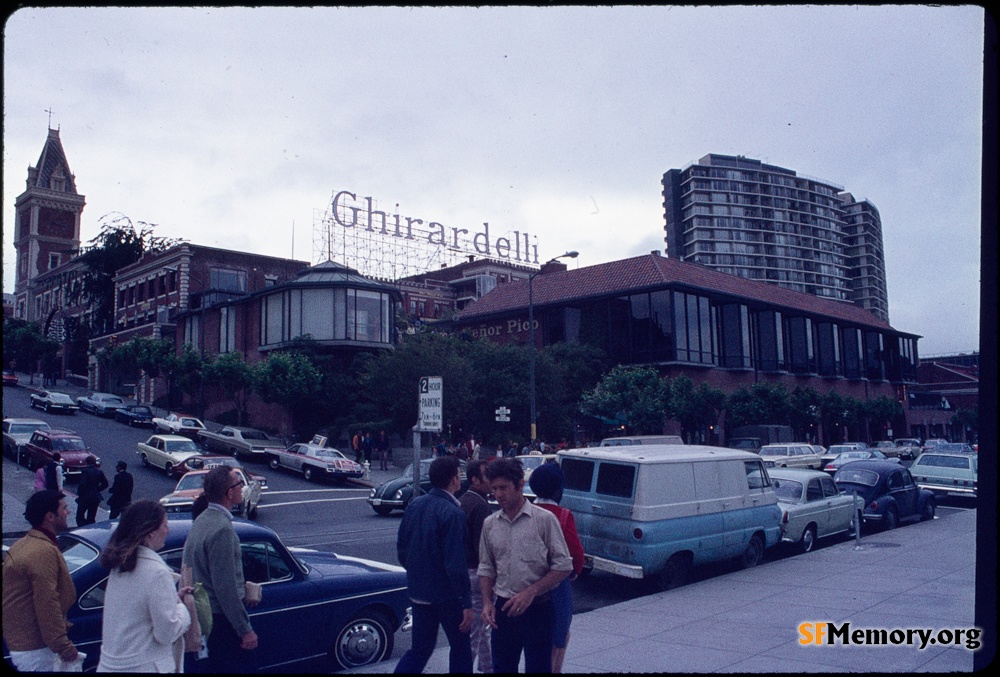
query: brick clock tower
[{"left": 13, "top": 127, "right": 86, "bottom": 320}]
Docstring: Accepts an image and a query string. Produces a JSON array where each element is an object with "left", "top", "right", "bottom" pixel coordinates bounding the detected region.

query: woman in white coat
[{"left": 97, "top": 500, "right": 193, "bottom": 672}]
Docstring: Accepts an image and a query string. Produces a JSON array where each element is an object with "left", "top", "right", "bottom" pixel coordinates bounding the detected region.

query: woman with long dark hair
[{"left": 97, "top": 501, "right": 192, "bottom": 672}]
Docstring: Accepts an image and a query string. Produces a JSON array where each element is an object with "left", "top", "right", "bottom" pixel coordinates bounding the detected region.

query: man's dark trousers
[
  {"left": 491, "top": 597, "right": 555, "bottom": 673},
  {"left": 207, "top": 613, "right": 258, "bottom": 673},
  {"left": 394, "top": 599, "right": 472, "bottom": 673}
]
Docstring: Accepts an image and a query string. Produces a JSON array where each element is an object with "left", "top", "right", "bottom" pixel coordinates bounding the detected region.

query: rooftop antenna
[{"left": 45, "top": 107, "right": 54, "bottom": 128}]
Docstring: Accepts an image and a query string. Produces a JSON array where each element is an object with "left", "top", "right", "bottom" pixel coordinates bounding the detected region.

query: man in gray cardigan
[{"left": 183, "top": 466, "right": 258, "bottom": 672}]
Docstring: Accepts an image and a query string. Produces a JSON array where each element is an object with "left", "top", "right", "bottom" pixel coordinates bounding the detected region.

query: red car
[
  {"left": 23, "top": 428, "right": 101, "bottom": 477},
  {"left": 168, "top": 453, "right": 269, "bottom": 489},
  {"left": 2, "top": 369, "right": 18, "bottom": 387}
]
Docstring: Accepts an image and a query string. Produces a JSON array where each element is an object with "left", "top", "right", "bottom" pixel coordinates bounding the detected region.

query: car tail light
[
  {"left": 868, "top": 500, "right": 879, "bottom": 511},
  {"left": 781, "top": 512, "right": 789, "bottom": 524},
  {"left": 633, "top": 528, "right": 643, "bottom": 540}
]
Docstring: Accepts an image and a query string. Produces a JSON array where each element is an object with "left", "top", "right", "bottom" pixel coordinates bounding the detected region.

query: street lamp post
[
  {"left": 165, "top": 265, "right": 207, "bottom": 419},
  {"left": 528, "top": 251, "right": 578, "bottom": 443}
]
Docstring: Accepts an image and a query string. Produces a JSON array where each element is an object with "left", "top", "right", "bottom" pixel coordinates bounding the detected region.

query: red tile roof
[{"left": 458, "top": 254, "right": 904, "bottom": 332}]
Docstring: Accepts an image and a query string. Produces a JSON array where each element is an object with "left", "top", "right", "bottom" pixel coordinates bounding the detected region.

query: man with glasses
[{"left": 183, "top": 466, "right": 258, "bottom": 672}]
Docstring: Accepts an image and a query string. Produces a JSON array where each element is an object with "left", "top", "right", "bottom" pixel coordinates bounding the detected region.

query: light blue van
[{"left": 558, "top": 445, "right": 782, "bottom": 590}]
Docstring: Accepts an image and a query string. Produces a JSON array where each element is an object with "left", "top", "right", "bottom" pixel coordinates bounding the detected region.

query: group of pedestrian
[
  {"left": 394, "top": 455, "right": 583, "bottom": 674},
  {"left": 3, "top": 465, "right": 259, "bottom": 673},
  {"left": 352, "top": 429, "right": 392, "bottom": 468},
  {"left": 34, "top": 456, "right": 135, "bottom": 526}
]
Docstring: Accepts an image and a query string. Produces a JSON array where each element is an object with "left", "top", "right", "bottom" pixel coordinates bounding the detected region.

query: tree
[
  {"left": 863, "top": 395, "right": 904, "bottom": 442},
  {"left": 580, "top": 365, "right": 669, "bottom": 435},
  {"left": 788, "top": 387, "right": 823, "bottom": 443},
  {"left": 72, "top": 213, "right": 180, "bottom": 335},
  {"left": 254, "top": 351, "right": 324, "bottom": 438},
  {"left": 667, "top": 375, "right": 726, "bottom": 443},
  {"left": 2, "top": 318, "right": 61, "bottom": 384},
  {"left": 204, "top": 352, "right": 259, "bottom": 426},
  {"left": 725, "top": 382, "right": 791, "bottom": 429}
]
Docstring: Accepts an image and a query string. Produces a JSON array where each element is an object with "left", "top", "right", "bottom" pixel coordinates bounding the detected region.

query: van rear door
[{"left": 561, "top": 456, "right": 637, "bottom": 565}]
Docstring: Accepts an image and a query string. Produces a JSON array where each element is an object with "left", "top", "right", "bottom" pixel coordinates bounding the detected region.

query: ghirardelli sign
[{"left": 332, "top": 190, "right": 540, "bottom": 265}]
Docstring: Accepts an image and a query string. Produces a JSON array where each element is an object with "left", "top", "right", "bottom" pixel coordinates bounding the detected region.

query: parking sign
[{"left": 418, "top": 376, "right": 443, "bottom": 432}]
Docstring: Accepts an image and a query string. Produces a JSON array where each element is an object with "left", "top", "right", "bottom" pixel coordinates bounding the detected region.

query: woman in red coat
[{"left": 528, "top": 461, "right": 584, "bottom": 673}]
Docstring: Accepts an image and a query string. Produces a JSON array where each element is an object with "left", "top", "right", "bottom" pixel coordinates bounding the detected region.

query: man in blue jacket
[{"left": 394, "top": 455, "right": 473, "bottom": 673}]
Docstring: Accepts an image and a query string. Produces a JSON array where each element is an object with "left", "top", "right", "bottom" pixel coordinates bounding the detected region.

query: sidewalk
[{"left": 344, "top": 509, "right": 979, "bottom": 673}]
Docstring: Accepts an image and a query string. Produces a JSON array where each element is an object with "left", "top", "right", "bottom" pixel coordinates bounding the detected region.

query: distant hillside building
[{"left": 662, "top": 153, "right": 889, "bottom": 322}]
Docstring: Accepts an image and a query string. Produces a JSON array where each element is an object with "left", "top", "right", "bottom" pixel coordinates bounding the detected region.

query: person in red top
[{"left": 528, "top": 461, "right": 584, "bottom": 673}]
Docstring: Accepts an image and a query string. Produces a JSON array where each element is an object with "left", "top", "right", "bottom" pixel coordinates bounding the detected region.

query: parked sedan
[
  {"left": 114, "top": 404, "right": 155, "bottom": 427},
  {"left": 820, "top": 443, "right": 870, "bottom": 469},
  {"left": 3, "top": 417, "right": 51, "bottom": 462},
  {"left": 894, "top": 438, "right": 923, "bottom": 460},
  {"left": 910, "top": 450, "right": 978, "bottom": 499},
  {"left": 768, "top": 468, "right": 857, "bottom": 553},
  {"left": 2, "top": 369, "right": 18, "bottom": 387},
  {"left": 29, "top": 390, "right": 80, "bottom": 414},
  {"left": 2, "top": 518, "right": 411, "bottom": 672},
  {"left": 368, "top": 459, "right": 467, "bottom": 516},
  {"left": 267, "top": 443, "right": 364, "bottom": 482},
  {"left": 822, "top": 449, "right": 898, "bottom": 475},
  {"left": 833, "top": 460, "right": 935, "bottom": 531},
  {"left": 159, "top": 467, "right": 263, "bottom": 518},
  {"left": 77, "top": 392, "right": 127, "bottom": 416},
  {"left": 151, "top": 413, "right": 206, "bottom": 439},
  {"left": 22, "top": 429, "right": 100, "bottom": 477},
  {"left": 136, "top": 434, "right": 203, "bottom": 475},
  {"left": 872, "top": 441, "right": 900, "bottom": 458}
]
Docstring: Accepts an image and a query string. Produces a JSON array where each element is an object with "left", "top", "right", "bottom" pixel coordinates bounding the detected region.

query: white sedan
[
  {"left": 769, "top": 468, "right": 857, "bottom": 553},
  {"left": 152, "top": 413, "right": 206, "bottom": 438},
  {"left": 136, "top": 434, "right": 203, "bottom": 475}
]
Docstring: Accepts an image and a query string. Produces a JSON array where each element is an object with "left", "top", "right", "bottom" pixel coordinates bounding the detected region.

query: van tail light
[{"left": 633, "top": 528, "right": 643, "bottom": 540}]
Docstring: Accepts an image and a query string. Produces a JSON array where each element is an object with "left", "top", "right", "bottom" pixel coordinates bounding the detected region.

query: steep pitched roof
[
  {"left": 459, "top": 253, "right": 906, "bottom": 332},
  {"left": 32, "top": 128, "right": 79, "bottom": 194}
]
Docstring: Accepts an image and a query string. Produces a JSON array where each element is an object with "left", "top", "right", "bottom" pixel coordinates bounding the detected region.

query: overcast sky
[{"left": 3, "top": 6, "right": 985, "bottom": 356}]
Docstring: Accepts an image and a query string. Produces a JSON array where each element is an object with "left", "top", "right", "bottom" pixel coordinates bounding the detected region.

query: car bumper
[
  {"left": 585, "top": 554, "right": 645, "bottom": 579},
  {"left": 916, "top": 482, "right": 976, "bottom": 498},
  {"left": 367, "top": 497, "right": 405, "bottom": 509}
]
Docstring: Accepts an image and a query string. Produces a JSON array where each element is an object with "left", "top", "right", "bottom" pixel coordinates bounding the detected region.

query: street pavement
[{"left": 2, "top": 375, "right": 983, "bottom": 672}]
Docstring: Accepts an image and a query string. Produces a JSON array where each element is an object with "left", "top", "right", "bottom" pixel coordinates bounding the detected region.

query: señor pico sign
[{"left": 331, "top": 190, "right": 541, "bottom": 265}]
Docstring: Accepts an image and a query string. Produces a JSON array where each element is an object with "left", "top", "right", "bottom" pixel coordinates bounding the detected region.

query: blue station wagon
[{"left": 2, "top": 518, "right": 411, "bottom": 672}]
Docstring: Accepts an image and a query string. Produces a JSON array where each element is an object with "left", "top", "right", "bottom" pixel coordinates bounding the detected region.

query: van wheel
[
  {"left": 799, "top": 525, "right": 817, "bottom": 554},
  {"left": 656, "top": 553, "right": 690, "bottom": 590},
  {"left": 739, "top": 533, "right": 764, "bottom": 569}
]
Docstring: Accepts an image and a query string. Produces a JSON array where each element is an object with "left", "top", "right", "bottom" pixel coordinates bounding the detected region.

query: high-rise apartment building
[{"left": 662, "top": 153, "right": 889, "bottom": 322}]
